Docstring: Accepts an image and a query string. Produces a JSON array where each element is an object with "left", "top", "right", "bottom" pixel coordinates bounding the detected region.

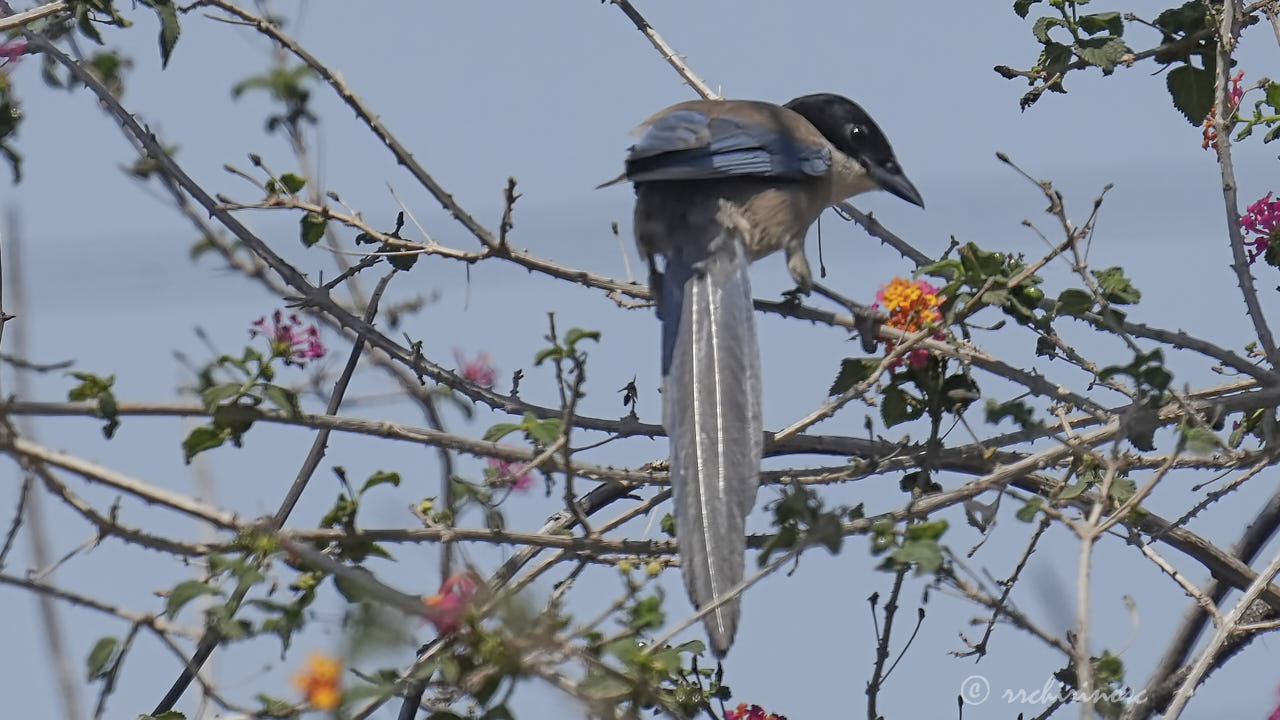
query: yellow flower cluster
[
  {"left": 293, "top": 652, "right": 342, "bottom": 710},
  {"left": 877, "top": 277, "right": 943, "bottom": 333}
]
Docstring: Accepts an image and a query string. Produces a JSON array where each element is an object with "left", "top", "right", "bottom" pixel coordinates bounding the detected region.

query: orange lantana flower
[
  {"left": 875, "top": 277, "right": 944, "bottom": 368},
  {"left": 293, "top": 652, "right": 342, "bottom": 710},
  {"left": 877, "top": 276, "right": 943, "bottom": 332}
]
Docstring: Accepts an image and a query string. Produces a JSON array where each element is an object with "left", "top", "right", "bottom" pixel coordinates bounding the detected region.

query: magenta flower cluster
[
  {"left": 250, "top": 310, "right": 326, "bottom": 366},
  {"left": 1241, "top": 192, "right": 1280, "bottom": 264},
  {"left": 454, "top": 349, "right": 497, "bottom": 388},
  {"left": 486, "top": 458, "right": 534, "bottom": 491}
]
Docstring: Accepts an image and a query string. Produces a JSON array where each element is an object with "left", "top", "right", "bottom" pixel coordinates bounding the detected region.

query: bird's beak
[{"left": 870, "top": 165, "right": 925, "bottom": 209}]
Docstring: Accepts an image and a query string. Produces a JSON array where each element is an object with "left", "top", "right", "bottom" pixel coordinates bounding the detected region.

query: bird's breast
[{"left": 634, "top": 177, "right": 830, "bottom": 261}]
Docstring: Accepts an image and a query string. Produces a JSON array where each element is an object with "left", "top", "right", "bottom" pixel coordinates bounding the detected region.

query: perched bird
[{"left": 611, "top": 93, "right": 923, "bottom": 655}]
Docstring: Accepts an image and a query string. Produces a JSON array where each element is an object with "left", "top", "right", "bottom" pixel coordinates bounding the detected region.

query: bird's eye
[{"left": 849, "top": 124, "right": 865, "bottom": 137}]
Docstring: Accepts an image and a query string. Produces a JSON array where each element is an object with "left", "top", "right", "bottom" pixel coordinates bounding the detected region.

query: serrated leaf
[
  {"left": 300, "top": 211, "right": 326, "bottom": 247},
  {"left": 829, "top": 357, "right": 879, "bottom": 396},
  {"left": 1108, "top": 475, "right": 1137, "bottom": 504},
  {"left": 881, "top": 386, "right": 923, "bottom": 427},
  {"left": 86, "top": 636, "right": 119, "bottom": 680},
  {"left": 1014, "top": 0, "right": 1041, "bottom": 19},
  {"left": 1092, "top": 266, "right": 1141, "bottom": 305},
  {"left": 165, "top": 579, "right": 221, "bottom": 618},
  {"left": 1075, "top": 37, "right": 1129, "bottom": 74},
  {"left": 279, "top": 173, "right": 307, "bottom": 194},
  {"left": 1032, "top": 15, "right": 1068, "bottom": 43},
  {"left": 1167, "top": 64, "right": 1214, "bottom": 125},
  {"left": 361, "top": 470, "right": 401, "bottom": 494}
]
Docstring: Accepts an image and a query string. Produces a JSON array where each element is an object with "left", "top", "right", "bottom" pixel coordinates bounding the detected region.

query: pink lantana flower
[
  {"left": 454, "top": 349, "right": 497, "bottom": 388},
  {"left": 250, "top": 310, "right": 326, "bottom": 366},
  {"left": 486, "top": 458, "right": 534, "bottom": 491},
  {"left": 422, "top": 573, "right": 478, "bottom": 634},
  {"left": 1240, "top": 192, "right": 1280, "bottom": 264}
]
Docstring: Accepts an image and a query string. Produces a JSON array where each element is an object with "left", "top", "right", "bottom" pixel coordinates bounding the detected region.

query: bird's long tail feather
[{"left": 659, "top": 226, "right": 762, "bottom": 657}]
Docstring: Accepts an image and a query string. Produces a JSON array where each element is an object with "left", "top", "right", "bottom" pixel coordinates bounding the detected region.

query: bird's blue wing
[{"left": 626, "top": 106, "right": 830, "bottom": 183}]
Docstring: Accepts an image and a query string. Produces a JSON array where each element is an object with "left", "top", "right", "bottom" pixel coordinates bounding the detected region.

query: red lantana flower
[{"left": 725, "top": 703, "right": 788, "bottom": 720}]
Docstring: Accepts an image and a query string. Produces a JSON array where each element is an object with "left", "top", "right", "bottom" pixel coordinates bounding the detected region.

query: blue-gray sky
[{"left": 4, "top": 1, "right": 1280, "bottom": 718}]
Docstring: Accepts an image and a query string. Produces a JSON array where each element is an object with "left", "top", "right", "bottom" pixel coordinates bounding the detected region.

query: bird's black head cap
[{"left": 784, "top": 93, "right": 923, "bottom": 207}]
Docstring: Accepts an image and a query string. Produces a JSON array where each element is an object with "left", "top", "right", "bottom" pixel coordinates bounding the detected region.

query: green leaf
[
  {"left": 1016, "top": 497, "right": 1043, "bottom": 522},
  {"left": 1266, "top": 82, "right": 1280, "bottom": 109},
  {"left": 829, "top": 357, "right": 879, "bottom": 396},
  {"left": 674, "top": 639, "right": 706, "bottom": 656},
  {"left": 279, "top": 173, "right": 307, "bottom": 194},
  {"left": 578, "top": 672, "right": 631, "bottom": 700},
  {"left": 564, "top": 328, "right": 601, "bottom": 347},
  {"left": 152, "top": 1, "right": 180, "bottom": 68},
  {"left": 1059, "top": 476, "right": 1092, "bottom": 500},
  {"left": 300, "top": 211, "right": 327, "bottom": 247},
  {"left": 483, "top": 422, "right": 520, "bottom": 442},
  {"left": 263, "top": 384, "right": 300, "bottom": 418},
  {"left": 1074, "top": 36, "right": 1129, "bottom": 74},
  {"left": 86, "top": 636, "right": 119, "bottom": 680},
  {"left": 881, "top": 386, "right": 924, "bottom": 427},
  {"left": 905, "top": 519, "right": 948, "bottom": 541},
  {"left": 1078, "top": 11, "right": 1123, "bottom": 36},
  {"left": 1014, "top": 0, "right": 1041, "bottom": 19},
  {"left": 533, "top": 346, "right": 563, "bottom": 365},
  {"left": 918, "top": 257, "right": 963, "bottom": 281},
  {"left": 941, "top": 372, "right": 981, "bottom": 409},
  {"left": 1179, "top": 423, "right": 1218, "bottom": 455},
  {"left": 182, "top": 424, "right": 228, "bottom": 463},
  {"left": 361, "top": 470, "right": 401, "bottom": 494},
  {"left": 1032, "top": 15, "right": 1068, "bottom": 43},
  {"left": 986, "top": 399, "right": 1037, "bottom": 429},
  {"left": 200, "top": 383, "right": 242, "bottom": 412},
  {"left": 1092, "top": 266, "right": 1141, "bottom": 305},
  {"left": 524, "top": 416, "right": 563, "bottom": 445},
  {"left": 1108, "top": 475, "right": 1137, "bottom": 504},
  {"left": 165, "top": 580, "right": 221, "bottom": 618},
  {"left": 1055, "top": 288, "right": 1095, "bottom": 317},
  {"left": 68, "top": 372, "right": 115, "bottom": 401},
  {"left": 892, "top": 537, "right": 944, "bottom": 574},
  {"left": 1167, "top": 64, "right": 1215, "bottom": 126}
]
